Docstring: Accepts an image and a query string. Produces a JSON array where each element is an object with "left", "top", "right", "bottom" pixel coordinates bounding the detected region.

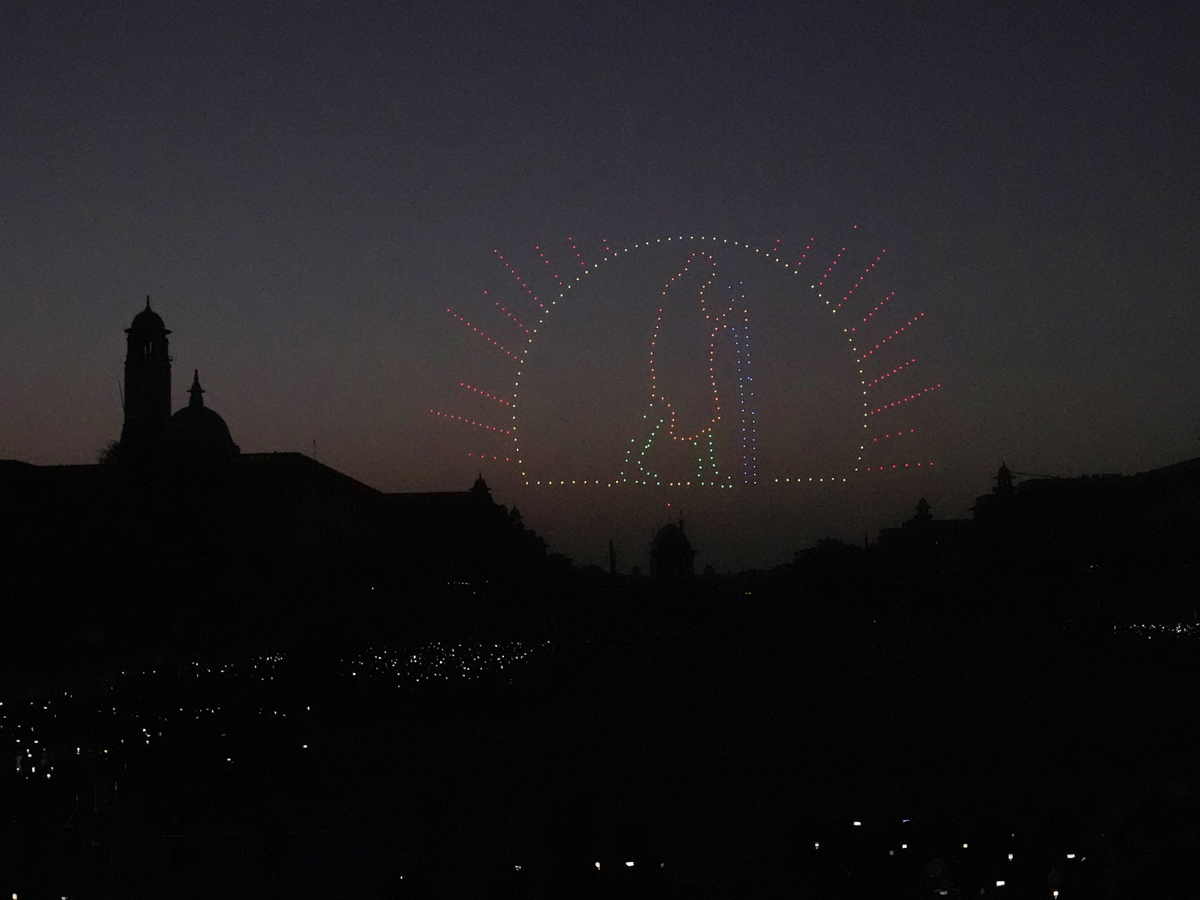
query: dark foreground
[{"left": 2, "top": 587, "right": 1199, "bottom": 899}]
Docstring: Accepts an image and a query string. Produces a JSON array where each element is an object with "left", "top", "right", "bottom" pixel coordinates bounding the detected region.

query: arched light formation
[
  {"left": 439, "top": 232, "right": 940, "bottom": 485},
  {"left": 509, "top": 236, "right": 801, "bottom": 486}
]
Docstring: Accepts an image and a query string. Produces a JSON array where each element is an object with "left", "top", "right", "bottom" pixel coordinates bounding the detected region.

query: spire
[
  {"left": 908, "top": 497, "right": 933, "bottom": 527},
  {"left": 145, "top": 295, "right": 151, "bottom": 310},
  {"left": 188, "top": 370, "right": 205, "bottom": 408},
  {"left": 995, "top": 461, "right": 1015, "bottom": 494}
]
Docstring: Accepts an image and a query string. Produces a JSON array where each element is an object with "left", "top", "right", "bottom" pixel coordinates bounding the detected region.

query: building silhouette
[
  {"left": 0, "top": 302, "right": 550, "bottom": 665},
  {"left": 650, "top": 519, "right": 695, "bottom": 580},
  {"left": 972, "top": 457, "right": 1200, "bottom": 573},
  {"left": 877, "top": 496, "right": 973, "bottom": 577},
  {"left": 118, "top": 298, "right": 173, "bottom": 462}
]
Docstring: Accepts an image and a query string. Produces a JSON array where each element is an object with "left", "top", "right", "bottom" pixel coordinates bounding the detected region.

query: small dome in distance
[{"left": 650, "top": 520, "right": 695, "bottom": 580}]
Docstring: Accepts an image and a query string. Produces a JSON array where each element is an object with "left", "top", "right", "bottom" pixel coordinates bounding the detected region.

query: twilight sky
[{"left": 2, "top": 0, "right": 1197, "bottom": 570}]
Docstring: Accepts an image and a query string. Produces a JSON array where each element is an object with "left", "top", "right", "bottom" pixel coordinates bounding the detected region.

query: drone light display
[{"left": 437, "top": 233, "right": 944, "bottom": 488}]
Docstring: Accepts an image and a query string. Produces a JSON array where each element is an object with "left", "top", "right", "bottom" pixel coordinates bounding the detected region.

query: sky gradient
[{"left": 3, "top": 0, "right": 1197, "bottom": 569}]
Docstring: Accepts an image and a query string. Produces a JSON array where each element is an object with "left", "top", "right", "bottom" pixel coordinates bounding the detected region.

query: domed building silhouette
[
  {"left": 166, "top": 370, "right": 240, "bottom": 468},
  {"left": 115, "top": 298, "right": 240, "bottom": 469},
  {"left": 650, "top": 519, "right": 695, "bottom": 580},
  {"left": 0, "top": 300, "right": 552, "bottom": 661}
]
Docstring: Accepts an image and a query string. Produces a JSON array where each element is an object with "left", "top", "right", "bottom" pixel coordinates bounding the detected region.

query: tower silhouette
[{"left": 119, "top": 297, "right": 172, "bottom": 460}]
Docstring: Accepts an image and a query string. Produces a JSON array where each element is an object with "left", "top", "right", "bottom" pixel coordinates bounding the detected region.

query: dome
[
  {"left": 169, "top": 405, "right": 238, "bottom": 460},
  {"left": 652, "top": 522, "right": 692, "bottom": 555},
  {"left": 126, "top": 297, "right": 170, "bottom": 335},
  {"left": 650, "top": 521, "right": 695, "bottom": 579},
  {"left": 167, "top": 370, "right": 239, "bottom": 466}
]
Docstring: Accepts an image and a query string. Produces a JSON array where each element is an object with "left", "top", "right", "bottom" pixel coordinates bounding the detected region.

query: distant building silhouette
[
  {"left": 973, "top": 458, "right": 1200, "bottom": 573},
  {"left": 650, "top": 519, "right": 695, "bottom": 580},
  {"left": 877, "top": 497, "right": 972, "bottom": 576},
  {"left": 0, "top": 302, "right": 551, "bottom": 661},
  {"left": 869, "top": 457, "right": 1200, "bottom": 591}
]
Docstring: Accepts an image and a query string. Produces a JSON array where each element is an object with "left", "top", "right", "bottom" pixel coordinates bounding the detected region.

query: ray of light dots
[
  {"left": 467, "top": 452, "right": 511, "bottom": 462},
  {"left": 567, "top": 236, "right": 587, "bottom": 269},
  {"left": 515, "top": 235, "right": 907, "bottom": 486},
  {"left": 863, "top": 462, "right": 934, "bottom": 471},
  {"left": 459, "top": 382, "right": 511, "bottom": 406},
  {"left": 446, "top": 309, "right": 517, "bottom": 359},
  {"left": 494, "top": 250, "right": 547, "bottom": 311},
  {"left": 815, "top": 247, "right": 846, "bottom": 294},
  {"left": 865, "top": 359, "right": 917, "bottom": 387},
  {"left": 860, "top": 291, "right": 895, "bottom": 324},
  {"left": 871, "top": 429, "right": 917, "bottom": 442},
  {"left": 836, "top": 250, "right": 885, "bottom": 309},
  {"left": 534, "top": 245, "right": 563, "bottom": 286},
  {"left": 860, "top": 313, "right": 925, "bottom": 359},
  {"left": 431, "top": 410, "right": 511, "bottom": 434},
  {"left": 492, "top": 300, "right": 529, "bottom": 332},
  {"left": 868, "top": 384, "right": 942, "bottom": 416},
  {"left": 433, "top": 233, "right": 943, "bottom": 488}
]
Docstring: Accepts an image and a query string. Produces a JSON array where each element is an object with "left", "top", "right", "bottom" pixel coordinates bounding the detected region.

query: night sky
[{"left": 3, "top": 1, "right": 1197, "bottom": 570}]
